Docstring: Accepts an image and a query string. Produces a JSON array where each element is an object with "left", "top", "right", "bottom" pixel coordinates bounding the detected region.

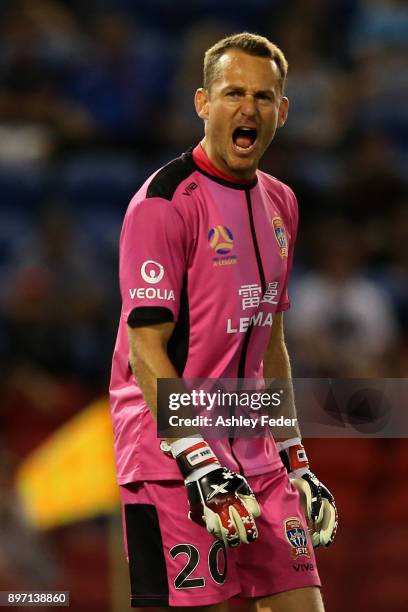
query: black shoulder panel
[{"left": 146, "top": 151, "right": 196, "bottom": 201}]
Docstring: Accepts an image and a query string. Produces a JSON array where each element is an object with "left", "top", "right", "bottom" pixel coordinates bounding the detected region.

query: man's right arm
[
  {"left": 128, "top": 322, "right": 199, "bottom": 442},
  {"left": 127, "top": 321, "right": 261, "bottom": 547},
  {"left": 128, "top": 322, "right": 178, "bottom": 423}
]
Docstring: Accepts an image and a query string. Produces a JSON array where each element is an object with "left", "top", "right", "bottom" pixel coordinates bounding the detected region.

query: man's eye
[{"left": 227, "top": 91, "right": 240, "bottom": 97}]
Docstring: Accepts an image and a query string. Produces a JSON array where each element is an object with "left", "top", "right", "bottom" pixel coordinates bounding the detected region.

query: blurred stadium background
[{"left": 0, "top": 0, "right": 407, "bottom": 610}]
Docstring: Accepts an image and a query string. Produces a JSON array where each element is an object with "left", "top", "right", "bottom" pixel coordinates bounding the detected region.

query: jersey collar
[{"left": 188, "top": 145, "right": 258, "bottom": 190}]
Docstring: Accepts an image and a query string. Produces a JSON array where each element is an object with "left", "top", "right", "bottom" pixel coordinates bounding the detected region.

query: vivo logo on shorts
[{"left": 129, "top": 287, "right": 175, "bottom": 301}]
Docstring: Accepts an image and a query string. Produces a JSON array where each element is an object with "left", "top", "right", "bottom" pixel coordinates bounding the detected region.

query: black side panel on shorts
[
  {"left": 125, "top": 503, "right": 169, "bottom": 607},
  {"left": 167, "top": 273, "right": 189, "bottom": 376},
  {"left": 146, "top": 151, "right": 196, "bottom": 201}
]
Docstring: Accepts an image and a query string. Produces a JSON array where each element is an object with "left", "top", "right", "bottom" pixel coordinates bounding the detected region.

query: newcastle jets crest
[
  {"left": 284, "top": 517, "right": 311, "bottom": 559},
  {"left": 272, "top": 217, "right": 288, "bottom": 258}
]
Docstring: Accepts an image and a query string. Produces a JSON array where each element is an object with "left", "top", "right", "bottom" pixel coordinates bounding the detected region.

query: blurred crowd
[{"left": 0, "top": 1, "right": 407, "bottom": 609}]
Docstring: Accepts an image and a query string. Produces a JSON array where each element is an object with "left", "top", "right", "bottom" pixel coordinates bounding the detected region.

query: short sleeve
[
  {"left": 119, "top": 196, "right": 187, "bottom": 327},
  {"left": 276, "top": 189, "right": 299, "bottom": 312}
]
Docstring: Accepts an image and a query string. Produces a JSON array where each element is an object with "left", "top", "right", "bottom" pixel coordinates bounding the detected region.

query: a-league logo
[{"left": 208, "top": 225, "right": 234, "bottom": 254}]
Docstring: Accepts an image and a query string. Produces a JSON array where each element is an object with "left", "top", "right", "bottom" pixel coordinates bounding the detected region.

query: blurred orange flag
[{"left": 15, "top": 398, "right": 119, "bottom": 529}]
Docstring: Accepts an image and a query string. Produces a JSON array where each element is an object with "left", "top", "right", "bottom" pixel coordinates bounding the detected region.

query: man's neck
[{"left": 193, "top": 141, "right": 255, "bottom": 184}]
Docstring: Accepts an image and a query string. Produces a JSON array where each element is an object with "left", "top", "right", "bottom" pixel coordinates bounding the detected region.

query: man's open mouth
[{"left": 232, "top": 127, "right": 258, "bottom": 151}]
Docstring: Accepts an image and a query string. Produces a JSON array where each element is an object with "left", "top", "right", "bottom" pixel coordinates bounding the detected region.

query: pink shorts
[{"left": 120, "top": 467, "right": 321, "bottom": 607}]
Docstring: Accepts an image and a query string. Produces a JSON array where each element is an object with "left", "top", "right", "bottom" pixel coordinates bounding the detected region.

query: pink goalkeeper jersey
[{"left": 109, "top": 147, "right": 298, "bottom": 484}]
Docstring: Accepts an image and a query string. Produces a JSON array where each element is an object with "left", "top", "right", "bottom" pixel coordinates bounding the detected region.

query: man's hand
[
  {"left": 291, "top": 472, "right": 337, "bottom": 547},
  {"left": 278, "top": 437, "right": 338, "bottom": 547},
  {"left": 162, "top": 437, "right": 260, "bottom": 548}
]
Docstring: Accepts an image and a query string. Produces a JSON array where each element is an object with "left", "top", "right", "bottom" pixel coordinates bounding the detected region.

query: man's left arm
[
  {"left": 263, "top": 311, "right": 299, "bottom": 440},
  {"left": 263, "top": 312, "right": 338, "bottom": 547}
]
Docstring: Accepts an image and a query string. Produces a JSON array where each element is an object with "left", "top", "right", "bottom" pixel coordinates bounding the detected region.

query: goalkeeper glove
[
  {"left": 277, "top": 437, "right": 338, "bottom": 548},
  {"left": 161, "top": 436, "right": 260, "bottom": 548}
]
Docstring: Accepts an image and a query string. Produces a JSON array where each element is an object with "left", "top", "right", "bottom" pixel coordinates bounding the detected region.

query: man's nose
[{"left": 240, "top": 94, "right": 257, "bottom": 116}]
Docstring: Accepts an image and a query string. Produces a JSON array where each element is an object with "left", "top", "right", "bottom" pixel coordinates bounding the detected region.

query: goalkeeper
[{"left": 110, "top": 32, "right": 337, "bottom": 611}]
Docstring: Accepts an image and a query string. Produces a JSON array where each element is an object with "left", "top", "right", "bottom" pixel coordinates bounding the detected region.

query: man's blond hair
[{"left": 203, "top": 32, "right": 288, "bottom": 93}]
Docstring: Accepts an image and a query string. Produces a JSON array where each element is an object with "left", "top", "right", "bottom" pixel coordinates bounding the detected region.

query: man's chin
[{"left": 226, "top": 155, "right": 258, "bottom": 180}]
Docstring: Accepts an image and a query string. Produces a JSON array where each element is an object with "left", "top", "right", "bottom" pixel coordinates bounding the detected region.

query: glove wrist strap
[
  {"left": 170, "top": 436, "right": 219, "bottom": 479},
  {"left": 170, "top": 435, "right": 203, "bottom": 457},
  {"left": 277, "top": 437, "right": 309, "bottom": 476}
]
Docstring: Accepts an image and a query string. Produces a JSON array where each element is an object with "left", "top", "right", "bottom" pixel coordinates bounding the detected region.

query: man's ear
[
  {"left": 278, "top": 96, "right": 289, "bottom": 128},
  {"left": 195, "top": 88, "right": 210, "bottom": 120}
]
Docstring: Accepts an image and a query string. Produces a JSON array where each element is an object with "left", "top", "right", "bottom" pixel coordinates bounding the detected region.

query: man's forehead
[{"left": 212, "top": 49, "right": 281, "bottom": 90}]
